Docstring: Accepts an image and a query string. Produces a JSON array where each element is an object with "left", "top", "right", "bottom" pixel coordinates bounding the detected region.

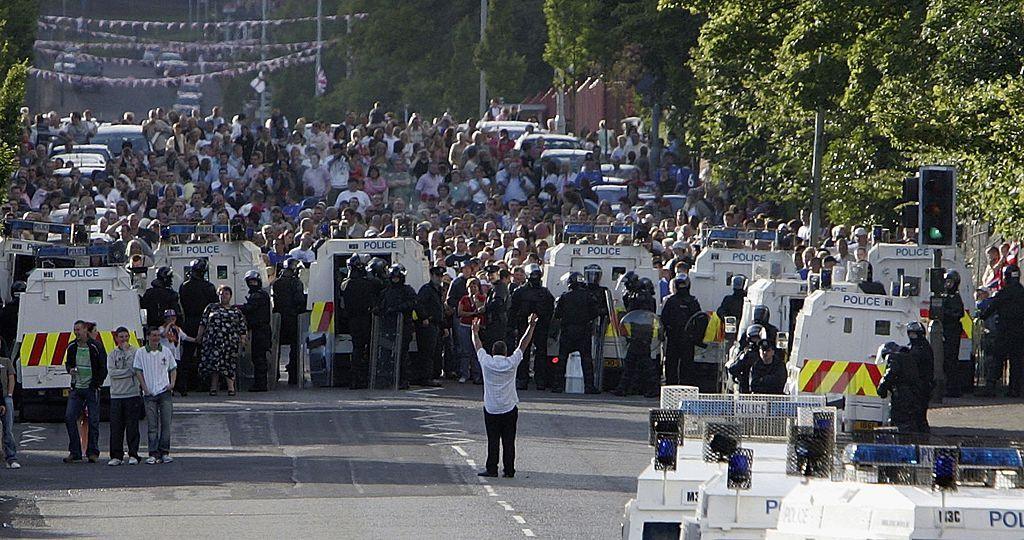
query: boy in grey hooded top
[{"left": 106, "top": 327, "right": 142, "bottom": 465}]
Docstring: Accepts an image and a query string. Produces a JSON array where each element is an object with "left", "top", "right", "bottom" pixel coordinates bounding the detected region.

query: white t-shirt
[
  {"left": 477, "top": 347, "right": 524, "bottom": 414},
  {"left": 133, "top": 345, "right": 177, "bottom": 396},
  {"left": 333, "top": 189, "right": 372, "bottom": 214}
]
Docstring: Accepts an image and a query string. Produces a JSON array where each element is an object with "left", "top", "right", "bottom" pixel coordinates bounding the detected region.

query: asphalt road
[{"left": 0, "top": 385, "right": 1020, "bottom": 539}]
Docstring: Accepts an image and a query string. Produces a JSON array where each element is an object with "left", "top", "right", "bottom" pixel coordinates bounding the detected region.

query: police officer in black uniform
[
  {"left": 937, "top": 270, "right": 965, "bottom": 397},
  {"left": 272, "top": 258, "right": 306, "bottom": 385},
  {"left": 876, "top": 341, "right": 924, "bottom": 433},
  {"left": 727, "top": 324, "right": 766, "bottom": 393},
  {"left": 415, "top": 266, "right": 447, "bottom": 386},
  {"left": 660, "top": 273, "right": 702, "bottom": 387},
  {"left": 0, "top": 282, "right": 25, "bottom": 358},
  {"left": 553, "top": 272, "right": 602, "bottom": 394},
  {"left": 905, "top": 321, "right": 933, "bottom": 432},
  {"left": 241, "top": 270, "right": 273, "bottom": 392},
  {"left": 716, "top": 275, "right": 747, "bottom": 321},
  {"left": 378, "top": 263, "right": 419, "bottom": 389},
  {"left": 740, "top": 305, "right": 778, "bottom": 350},
  {"left": 178, "top": 259, "right": 218, "bottom": 395},
  {"left": 978, "top": 264, "right": 1024, "bottom": 397},
  {"left": 141, "top": 267, "right": 183, "bottom": 329},
  {"left": 482, "top": 266, "right": 510, "bottom": 354},
  {"left": 340, "top": 254, "right": 379, "bottom": 389},
  {"left": 613, "top": 276, "right": 658, "bottom": 398},
  {"left": 508, "top": 263, "right": 554, "bottom": 390}
]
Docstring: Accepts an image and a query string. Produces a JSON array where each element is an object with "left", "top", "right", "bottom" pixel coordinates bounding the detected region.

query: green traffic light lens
[{"left": 929, "top": 227, "right": 943, "bottom": 240}]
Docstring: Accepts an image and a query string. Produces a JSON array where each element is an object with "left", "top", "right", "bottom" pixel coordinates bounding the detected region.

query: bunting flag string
[
  {"left": 34, "top": 39, "right": 328, "bottom": 54},
  {"left": 38, "top": 13, "right": 365, "bottom": 32},
  {"left": 35, "top": 47, "right": 276, "bottom": 70},
  {"left": 27, "top": 48, "right": 319, "bottom": 88},
  {"left": 36, "top": 22, "right": 262, "bottom": 45}
]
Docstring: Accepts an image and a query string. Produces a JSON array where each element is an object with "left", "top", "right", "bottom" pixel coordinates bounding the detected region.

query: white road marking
[
  {"left": 412, "top": 409, "right": 473, "bottom": 446},
  {"left": 522, "top": 529, "right": 536, "bottom": 537},
  {"left": 465, "top": 459, "right": 476, "bottom": 468},
  {"left": 451, "top": 445, "right": 468, "bottom": 457},
  {"left": 19, "top": 426, "right": 45, "bottom": 446},
  {"left": 513, "top": 515, "right": 526, "bottom": 524},
  {"left": 483, "top": 485, "right": 497, "bottom": 496},
  {"left": 498, "top": 501, "right": 515, "bottom": 512}
]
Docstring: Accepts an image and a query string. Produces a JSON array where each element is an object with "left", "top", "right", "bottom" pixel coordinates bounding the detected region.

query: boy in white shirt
[{"left": 134, "top": 327, "right": 177, "bottom": 464}]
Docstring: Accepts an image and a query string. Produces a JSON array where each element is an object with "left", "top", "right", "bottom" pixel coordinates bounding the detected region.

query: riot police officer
[
  {"left": 553, "top": 272, "right": 602, "bottom": 394},
  {"left": 727, "top": 324, "right": 766, "bottom": 393},
  {"left": 508, "top": 263, "right": 554, "bottom": 390},
  {"left": 876, "top": 341, "right": 924, "bottom": 433},
  {"left": 378, "top": 263, "right": 419, "bottom": 389},
  {"left": 660, "top": 273, "right": 702, "bottom": 387},
  {"left": 141, "top": 267, "right": 183, "bottom": 329},
  {"left": 0, "top": 282, "right": 25, "bottom": 358},
  {"left": 614, "top": 277, "right": 658, "bottom": 398},
  {"left": 906, "top": 321, "right": 933, "bottom": 431},
  {"left": 241, "top": 270, "right": 273, "bottom": 392},
  {"left": 482, "top": 266, "right": 510, "bottom": 354},
  {"left": 272, "top": 258, "right": 307, "bottom": 385},
  {"left": 740, "top": 305, "right": 778, "bottom": 350},
  {"left": 415, "top": 266, "right": 447, "bottom": 386},
  {"left": 938, "top": 270, "right": 965, "bottom": 397},
  {"left": 978, "top": 264, "right": 1024, "bottom": 397},
  {"left": 178, "top": 259, "right": 218, "bottom": 395},
  {"left": 716, "top": 275, "right": 747, "bottom": 321},
  {"left": 340, "top": 254, "right": 379, "bottom": 389}
]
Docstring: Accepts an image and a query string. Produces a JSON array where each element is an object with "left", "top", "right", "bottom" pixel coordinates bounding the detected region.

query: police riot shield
[
  {"left": 620, "top": 310, "right": 661, "bottom": 342},
  {"left": 369, "top": 313, "right": 402, "bottom": 390}
]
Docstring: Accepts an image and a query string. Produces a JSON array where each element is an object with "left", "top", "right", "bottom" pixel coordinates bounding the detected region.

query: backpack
[{"left": 684, "top": 311, "right": 710, "bottom": 346}]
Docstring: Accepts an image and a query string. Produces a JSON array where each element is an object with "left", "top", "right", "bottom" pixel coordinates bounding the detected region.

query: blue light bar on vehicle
[
  {"left": 704, "top": 228, "right": 778, "bottom": 243},
  {"left": 844, "top": 444, "right": 919, "bottom": 465},
  {"left": 959, "top": 447, "right": 1023, "bottom": 468},
  {"left": 162, "top": 224, "right": 231, "bottom": 238},
  {"left": 35, "top": 244, "right": 110, "bottom": 258},
  {"left": 563, "top": 223, "right": 633, "bottom": 236},
  {"left": 6, "top": 220, "right": 73, "bottom": 236}
]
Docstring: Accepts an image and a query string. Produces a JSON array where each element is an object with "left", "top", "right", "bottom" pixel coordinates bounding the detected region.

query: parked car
[
  {"left": 91, "top": 125, "right": 152, "bottom": 157},
  {"left": 539, "top": 149, "right": 590, "bottom": 175},
  {"left": 514, "top": 133, "right": 582, "bottom": 151},
  {"left": 156, "top": 52, "right": 188, "bottom": 77},
  {"left": 49, "top": 144, "right": 112, "bottom": 162},
  {"left": 476, "top": 120, "right": 541, "bottom": 142}
]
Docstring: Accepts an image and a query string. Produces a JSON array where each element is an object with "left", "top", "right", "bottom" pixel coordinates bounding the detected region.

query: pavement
[{"left": 0, "top": 384, "right": 1020, "bottom": 539}]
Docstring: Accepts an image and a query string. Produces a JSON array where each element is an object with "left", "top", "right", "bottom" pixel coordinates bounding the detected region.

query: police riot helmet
[
  {"left": 745, "top": 323, "right": 766, "bottom": 342},
  {"left": 620, "top": 271, "right": 640, "bottom": 292},
  {"left": 189, "top": 258, "right": 208, "bottom": 279},
  {"left": 567, "top": 271, "right": 585, "bottom": 290},
  {"left": 583, "top": 264, "right": 602, "bottom": 286},
  {"left": 282, "top": 257, "right": 302, "bottom": 276},
  {"left": 731, "top": 274, "right": 748, "bottom": 292},
  {"left": 348, "top": 253, "right": 369, "bottom": 274},
  {"left": 907, "top": 321, "right": 926, "bottom": 339},
  {"left": 156, "top": 266, "right": 174, "bottom": 286},
  {"left": 876, "top": 341, "right": 903, "bottom": 362},
  {"left": 525, "top": 263, "right": 543, "bottom": 285},
  {"left": 368, "top": 257, "right": 388, "bottom": 280},
  {"left": 672, "top": 273, "right": 690, "bottom": 294},
  {"left": 1002, "top": 264, "right": 1021, "bottom": 284},
  {"left": 943, "top": 269, "right": 960, "bottom": 293},
  {"left": 640, "top": 277, "right": 655, "bottom": 296},
  {"left": 388, "top": 263, "right": 408, "bottom": 283},
  {"left": 10, "top": 281, "right": 25, "bottom": 298},
  {"left": 244, "top": 270, "right": 262, "bottom": 289},
  {"left": 752, "top": 305, "right": 770, "bottom": 325}
]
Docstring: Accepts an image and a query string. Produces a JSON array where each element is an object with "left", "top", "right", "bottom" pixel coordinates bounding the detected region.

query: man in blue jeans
[
  {"left": 63, "top": 321, "right": 108, "bottom": 463},
  {"left": 0, "top": 355, "right": 20, "bottom": 468},
  {"left": 134, "top": 327, "right": 177, "bottom": 464}
]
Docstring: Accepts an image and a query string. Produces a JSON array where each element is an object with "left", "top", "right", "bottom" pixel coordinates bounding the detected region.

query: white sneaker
[
  {"left": 5, "top": 461, "right": 20, "bottom": 469},
  {"left": 127, "top": 457, "right": 139, "bottom": 465},
  {"left": 145, "top": 457, "right": 158, "bottom": 465},
  {"left": 162, "top": 455, "right": 174, "bottom": 463},
  {"left": 458, "top": 377, "right": 467, "bottom": 384},
  {"left": 107, "top": 458, "right": 122, "bottom": 466}
]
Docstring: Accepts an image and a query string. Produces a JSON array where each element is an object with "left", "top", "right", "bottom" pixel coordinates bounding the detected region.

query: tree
[
  {"left": 0, "top": 0, "right": 36, "bottom": 202},
  {"left": 474, "top": 0, "right": 552, "bottom": 104}
]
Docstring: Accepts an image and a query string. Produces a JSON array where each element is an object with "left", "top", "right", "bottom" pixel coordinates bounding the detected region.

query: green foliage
[
  {"left": 0, "top": 62, "right": 27, "bottom": 148},
  {"left": 475, "top": 0, "right": 552, "bottom": 103},
  {"left": 0, "top": 0, "right": 36, "bottom": 203},
  {"left": 679, "top": 0, "right": 1024, "bottom": 235}
]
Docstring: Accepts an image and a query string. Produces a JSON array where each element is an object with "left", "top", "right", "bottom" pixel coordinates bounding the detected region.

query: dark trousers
[
  {"left": 178, "top": 341, "right": 200, "bottom": 392},
  {"left": 942, "top": 334, "right": 961, "bottom": 396},
  {"left": 252, "top": 333, "right": 271, "bottom": 390},
  {"left": 664, "top": 341, "right": 694, "bottom": 387},
  {"left": 557, "top": 331, "right": 594, "bottom": 391},
  {"left": 484, "top": 406, "right": 518, "bottom": 475},
  {"left": 65, "top": 387, "right": 100, "bottom": 459},
  {"left": 516, "top": 328, "right": 549, "bottom": 387},
  {"left": 109, "top": 396, "right": 142, "bottom": 460},
  {"left": 414, "top": 323, "right": 441, "bottom": 383},
  {"left": 993, "top": 338, "right": 1024, "bottom": 396},
  {"left": 617, "top": 344, "right": 657, "bottom": 396},
  {"left": 350, "top": 324, "right": 372, "bottom": 388}
]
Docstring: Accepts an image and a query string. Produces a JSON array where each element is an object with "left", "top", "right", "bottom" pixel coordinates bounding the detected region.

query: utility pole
[
  {"left": 259, "top": 0, "right": 268, "bottom": 123},
  {"left": 345, "top": 12, "right": 353, "bottom": 79},
  {"left": 809, "top": 53, "right": 825, "bottom": 246},
  {"left": 478, "top": 0, "right": 488, "bottom": 117},
  {"left": 314, "top": 0, "right": 322, "bottom": 97}
]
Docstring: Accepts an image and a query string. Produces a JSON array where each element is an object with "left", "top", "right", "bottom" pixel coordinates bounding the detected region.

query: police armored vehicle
[
  {"left": 689, "top": 228, "right": 797, "bottom": 315},
  {"left": 151, "top": 223, "right": 269, "bottom": 296},
  {"left": 14, "top": 225, "right": 144, "bottom": 420},
  {"left": 305, "top": 237, "right": 429, "bottom": 387},
  {"left": 0, "top": 220, "right": 65, "bottom": 304},
  {"left": 543, "top": 223, "right": 658, "bottom": 391}
]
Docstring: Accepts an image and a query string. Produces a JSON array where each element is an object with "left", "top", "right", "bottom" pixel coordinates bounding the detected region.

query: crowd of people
[{"left": 4, "top": 98, "right": 1021, "bottom": 467}]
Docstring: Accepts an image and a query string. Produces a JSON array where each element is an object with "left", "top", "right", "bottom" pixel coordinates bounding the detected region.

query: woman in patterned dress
[{"left": 197, "top": 286, "right": 248, "bottom": 396}]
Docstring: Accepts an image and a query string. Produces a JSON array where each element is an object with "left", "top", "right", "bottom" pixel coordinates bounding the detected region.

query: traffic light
[{"left": 918, "top": 166, "right": 956, "bottom": 245}]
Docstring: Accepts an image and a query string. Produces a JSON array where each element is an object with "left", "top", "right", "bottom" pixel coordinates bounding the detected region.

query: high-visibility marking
[
  {"left": 19, "top": 331, "right": 139, "bottom": 367},
  {"left": 799, "top": 359, "right": 884, "bottom": 397},
  {"left": 308, "top": 301, "right": 335, "bottom": 334},
  {"left": 919, "top": 308, "right": 973, "bottom": 339}
]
